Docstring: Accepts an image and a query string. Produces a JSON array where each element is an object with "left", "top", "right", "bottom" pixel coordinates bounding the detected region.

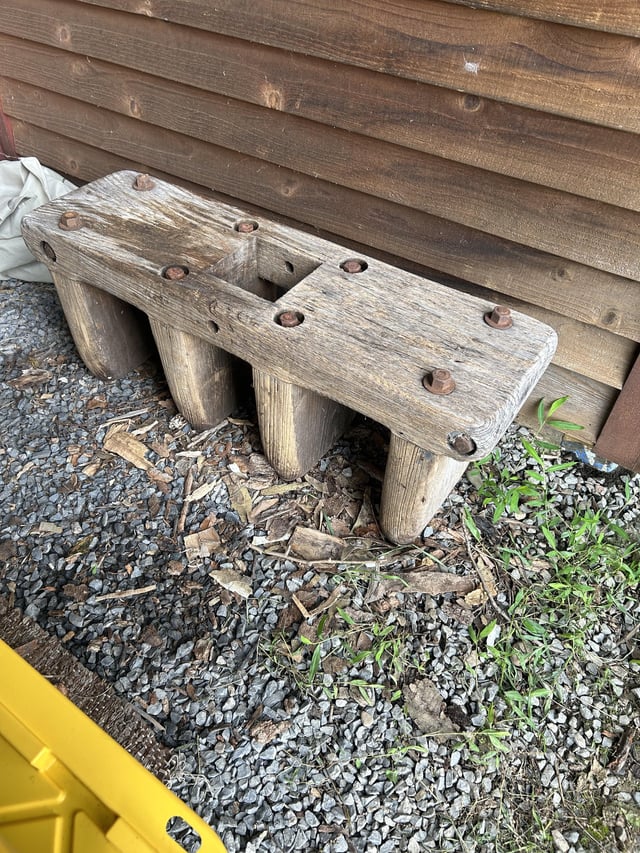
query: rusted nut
[
  {"left": 340, "top": 258, "right": 368, "bottom": 274},
  {"left": 448, "top": 432, "right": 477, "bottom": 456},
  {"left": 132, "top": 173, "right": 155, "bottom": 191},
  {"left": 276, "top": 310, "right": 304, "bottom": 327},
  {"left": 162, "top": 264, "right": 189, "bottom": 280},
  {"left": 235, "top": 219, "right": 259, "bottom": 233},
  {"left": 423, "top": 368, "right": 456, "bottom": 395},
  {"left": 58, "top": 210, "right": 83, "bottom": 231},
  {"left": 484, "top": 305, "right": 513, "bottom": 329},
  {"left": 41, "top": 241, "right": 57, "bottom": 262}
]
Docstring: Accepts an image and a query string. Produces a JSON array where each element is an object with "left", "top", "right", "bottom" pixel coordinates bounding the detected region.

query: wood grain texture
[
  {"left": 149, "top": 320, "right": 239, "bottom": 431},
  {"left": 69, "top": 0, "right": 640, "bottom": 132},
  {"left": 5, "top": 82, "right": 640, "bottom": 283},
  {"left": 380, "top": 435, "right": 469, "bottom": 544},
  {"left": 3, "top": 33, "right": 640, "bottom": 211},
  {"left": 253, "top": 370, "right": 354, "bottom": 480},
  {"left": 439, "top": 1, "right": 640, "bottom": 37},
  {"left": 50, "top": 272, "right": 151, "bottom": 379},
  {"left": 21, "top": 170, "right": 557, "bottom": 460},
  {"left": 13, "top": 120, "right": 640, "bottom": 345}
]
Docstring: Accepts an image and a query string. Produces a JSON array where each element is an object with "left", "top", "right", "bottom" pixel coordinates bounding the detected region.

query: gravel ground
[{"left": 1, "top": 276, "right": 639, "bottom": 853}]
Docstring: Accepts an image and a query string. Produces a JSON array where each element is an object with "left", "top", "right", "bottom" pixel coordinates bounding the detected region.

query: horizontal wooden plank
[
  {"left": 3, "top": 35, "right": 640, "bottom": 213},
  {"left": 68, "top": 0, "right": 640, "bottom": 132},
  {"left": 11, "top": 117, "right": 640, "bottom": 346},
  {"left": 440, "top": 1, "right": 640, "bottom": 38},
  {"left": 5, "top": 80, "right": 640, "bottom": 283},
  {"left": 520, "top": 365, "right": 617, "bottom": 444}
]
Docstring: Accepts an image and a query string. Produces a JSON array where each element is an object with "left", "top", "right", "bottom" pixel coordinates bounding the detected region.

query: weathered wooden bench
[{"left": 22, "top": 171, "right": 556, "bottom": 544}]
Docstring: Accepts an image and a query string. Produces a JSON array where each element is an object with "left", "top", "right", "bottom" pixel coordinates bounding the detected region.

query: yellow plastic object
[{"left": 0, "top": 640, "right": 227, "bottom": 853}]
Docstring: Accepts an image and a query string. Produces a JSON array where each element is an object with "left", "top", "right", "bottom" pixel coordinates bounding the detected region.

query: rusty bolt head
[
  {"left": 235, "top": 220, "right": 259, "bottom": 233},
  {"left": 276, "top": 310, "right": 304, "bottom": 327},
  {"left": 340, "top": 258, "right": 368, "bottom": 274},
  {"left": 448, "top": 433, "right": 477, "bottom": 456},
  {"left": 58, "top": 210, "right": 82, "bottom": 231},
  {"left": 423, "top": 368, "right": 456, "bottom": 395},
  {"left": 162, "top": 264, "right": 189, "bottom": 280},
  {"left": 132, "top": 173, "right": 155, "bottom": 191},
  {"left": 484, "top": 305, "right": 513, "bottom": 329},
  {"left": 41, "top": 241, "right": 57, "bottom": 262}
]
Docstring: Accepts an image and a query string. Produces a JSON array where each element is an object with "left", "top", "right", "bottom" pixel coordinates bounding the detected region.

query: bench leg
[
  {"left": 149, "top": 319, "right": 239, "bottom": 430},
  {"left": 254, "top": 369, "right": 353, "bottom": 480},
  {"left": 380, "top": 433, "right": 469, "bottom": 545},
  {"left": 52, "top": 272, "right": 151, "bottom": 379}
]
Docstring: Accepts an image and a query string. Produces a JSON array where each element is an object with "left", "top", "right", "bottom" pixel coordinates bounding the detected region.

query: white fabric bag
[{"left": 0, "top": 157, "right": 76, "bottom": 282}]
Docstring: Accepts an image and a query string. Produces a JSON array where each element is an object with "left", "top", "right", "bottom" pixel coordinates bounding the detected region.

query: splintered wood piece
[
  {"left": 149, "top": 319, "right": 238, "bottom": 430},
  {"left": 51, "top": 272, "right": 151, "bottom": 380},
  {"left": 253, "top": 369, "right": 354, "bottom": 480},
  {"left": 380, "top": 433, "right": 469, "bottom": 544}
]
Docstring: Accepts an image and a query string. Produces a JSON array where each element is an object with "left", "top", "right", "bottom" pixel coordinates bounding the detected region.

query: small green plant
[{"left": 466, "top": 396, "right": 639, "bottom": 735}]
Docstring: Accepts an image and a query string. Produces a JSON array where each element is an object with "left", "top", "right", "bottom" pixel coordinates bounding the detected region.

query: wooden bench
[{"left": 22, "top": 171, "right": 557, "bottom": 544}]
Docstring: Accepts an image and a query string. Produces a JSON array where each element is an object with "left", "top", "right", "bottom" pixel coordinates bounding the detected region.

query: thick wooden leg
[
  {"left": 254, "top": 369, "right": 353, "bottom": 480},
  {"left": 149, "top": 319, "right": 238, "bottom": 430},
  {"left": 52, "top": 272, "right": 151, "bottom": 379},
  {"left": 380, "top": 433, "right": 469, "bottom": 545}
]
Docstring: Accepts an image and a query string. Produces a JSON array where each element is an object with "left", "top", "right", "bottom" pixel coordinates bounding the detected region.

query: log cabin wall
[{"left": 0, "top": 1, "right": 638, "bottom": 464}]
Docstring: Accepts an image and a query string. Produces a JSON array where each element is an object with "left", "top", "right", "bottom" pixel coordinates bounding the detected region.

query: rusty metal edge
[{"left": 594, "top": 347, "right": 640, "bottom": 472}]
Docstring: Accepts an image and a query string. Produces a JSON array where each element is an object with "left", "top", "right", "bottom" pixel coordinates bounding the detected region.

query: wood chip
[
  {"left": 261, "top": 482, "right": 303, "bottom": 496},
  {"left": 248, "top": 719, "right": 290, "bottom": 744},
  {"left": 368, "top": 570, "right": 476, "bottom": 601},
  {"left": 7, "top": 368, "right": 52, "bottom": 388},
  {"left": 103, "top": 425, "right": 153, "bottom": 470},
  {"left": 225, "top": 477, "right": 253, "bottom": 523},
  {"left": 36, "top": 522, "right": 63, "bottom": 535},
  {"left": 473, "top": 551, "right": 498, "bottom": 597},
  {"left": 289, "top": 526, "right": 344, "bottom": 562},
  {"left": 403, "top": 678, "right": 458, "bottom": 734},
  {"left": 463, "top": 588, "right": 488, "bottom": 608},
  {"left": 93, "top": 584, "right": 157, "bottom": 602},
  {"left": 185, "top": 481, "right": 217, "bottom": 504},
  {"left": 209, "top": 568, "right": 252, "bottom": 599},
  {"left": 292, "top": 593, "right": 312, "bottom": 619},
  {"left": 184, "top": 528, "right": 221, "bottom": 561}
]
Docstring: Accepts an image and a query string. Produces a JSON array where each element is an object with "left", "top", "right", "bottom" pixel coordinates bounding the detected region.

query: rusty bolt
[
  {"left": 276, "top": 310, "right": 304, "bottom": 327},
  {"left": 340, "top": 258, "right": 368, "bottom": 274},
  {"left": 484, "top": 305, "right": 513, "bottom": 329},
  {"left": 423, "top": 368, "right": 456, "bottom": 395},
  {"left": 58, "top": 210, "right": 82, "bottom": 231},
  {"left": 448, "top": 433, "right": 477, "bottom": 456},
  {"left": 162, "top": 264, "right": 189, "bottom": 280},
  {"left": 235, "top": 220, "right": 259, "bottom": 233},
  {"left": 41, "top": 241, "right": 57, "bottom": 262},
  {"left": 132, "top": 173, "right": 155, "bottom": 191}
]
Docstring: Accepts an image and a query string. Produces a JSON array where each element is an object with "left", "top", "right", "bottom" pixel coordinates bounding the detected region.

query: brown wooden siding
[{"left": 1, "top": 0, "right": 638, "bottom": 458}]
